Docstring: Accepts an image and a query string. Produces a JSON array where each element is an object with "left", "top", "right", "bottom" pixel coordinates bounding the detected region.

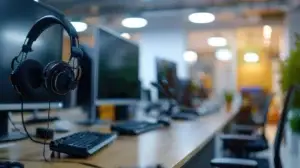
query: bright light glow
[
  {"left": 207, "top": 37, "right": 227, "bottom": 47},
  {"left": 263, "top": 25, "right": 272, "bottom": 39},
  {"left": 122, "top": 17, "right": 147, "bottom": 28},
  {"left": 215, "top": 49, "right": 232, "bottom": 61},
  {"left": 244, "top": 52, "right": 259, "bottom": 63},
  {"left": 121, "top": 33, "right": 131, "bottom": 39},
  {"left": 71, "top": 21, "right": 87, "bottom": 32},
  {"left": 34, "top": 0, "right": 39, "bottom": 2},
  {"left": 188, "top": 12, "right": 215, "bottom": 24},
  {"left": 184, "top": 51, "right": 198, "bottom": 63},
  {"left": 263, "top": 25, "right": 272, "bottom": 46}
]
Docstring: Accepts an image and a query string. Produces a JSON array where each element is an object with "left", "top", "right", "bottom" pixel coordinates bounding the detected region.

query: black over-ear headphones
[{"left": 10, "top": 15, "right": 83, "bottom": 97}]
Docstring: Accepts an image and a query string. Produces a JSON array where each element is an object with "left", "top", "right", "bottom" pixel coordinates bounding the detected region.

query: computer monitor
[
  {"left": 177, "top": 79, "right": 193, "bottom": 107},
  {"left": 155, "top": 58, "right": 178, "bottom": 99},
  {"left": 0, "top": 0, "right": 63, "bottom": 142},
  {"left": 76, "top": 44, "right": 100, "bottom": 125},
  {"left": 94, "top": 27, "right": 140, "bottom": 105}
]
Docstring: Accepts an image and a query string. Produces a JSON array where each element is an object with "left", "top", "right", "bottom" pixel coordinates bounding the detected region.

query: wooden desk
[{"left": 1, "top": 105, "right": 240, "bottom": 168}]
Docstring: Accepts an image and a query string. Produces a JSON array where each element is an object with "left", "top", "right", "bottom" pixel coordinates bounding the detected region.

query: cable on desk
[{"left": 8, "top": 113, "right": 26, "bottom": 135}]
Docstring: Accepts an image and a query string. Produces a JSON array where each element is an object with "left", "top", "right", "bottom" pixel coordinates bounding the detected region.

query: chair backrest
[
  {"left": 273, "top": 86, "right": 296, "bottom": 168},
  {"left": 262, "top": 94, "right": 274, "bottom": 124}
]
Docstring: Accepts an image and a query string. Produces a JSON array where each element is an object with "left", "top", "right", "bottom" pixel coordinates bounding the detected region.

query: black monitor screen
[
  {"left": 96, "top": 28, "right": 140, "bottom": 99},
  {"left": 0, "top": 0, "right": 63, "bottom": 104},
  {"left": 156, "top": 58, "right": 178, "bottom": 99}
]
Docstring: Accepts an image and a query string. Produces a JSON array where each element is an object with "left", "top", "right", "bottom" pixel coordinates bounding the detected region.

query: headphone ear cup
[
  {"left": 10, "top": 59, "right": 43, "bottom": 97},
  {"left": 44, "top": 61, "right": 76, "bottom": 95}
]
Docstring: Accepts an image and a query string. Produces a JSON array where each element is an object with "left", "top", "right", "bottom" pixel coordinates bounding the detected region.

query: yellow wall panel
[{"left": 237, "top": 50, "right": 273, "bottom": 91}]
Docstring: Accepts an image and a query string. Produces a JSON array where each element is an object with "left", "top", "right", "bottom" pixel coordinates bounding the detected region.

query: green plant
[
  {"left": 290, "top": 113, "right": 300, "bottom": 133},
  {"left": 281, "top": 33, "right": 300, "bottom": 133},
  {"left": 224, "top": 91, "right": 234, "bottom": 103},
  {"left": 281, "top": 34, "right": 300, "bottom": 108}
]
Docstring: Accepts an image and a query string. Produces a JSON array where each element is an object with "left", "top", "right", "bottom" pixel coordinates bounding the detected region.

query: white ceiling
[
  {"left": 127, "top": 25, "right": 282, "bottom": 54},
  {"left": 188, "top": 30, "right": 234, "bottom": 53}
]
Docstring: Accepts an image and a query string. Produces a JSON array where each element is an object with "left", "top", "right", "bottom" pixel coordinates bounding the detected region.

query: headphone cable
[
  {"left": 20, "top": 96, "right": 50, "bottom": 145},
  {"left": 18, "top": 98, "right": 102, "bottom": 167},
  {"left": 42, "top": 101, "right": 51, "bottom": 162},
  {"left": 8, "top": 113, "right": 26, "bottom": 135}
]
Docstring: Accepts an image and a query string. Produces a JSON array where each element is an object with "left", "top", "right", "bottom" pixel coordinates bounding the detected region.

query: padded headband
[{"left": 23, "top": 15, "right": 79, "bottom": 53}]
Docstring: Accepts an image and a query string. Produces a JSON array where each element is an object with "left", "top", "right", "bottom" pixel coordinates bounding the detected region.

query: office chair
[
  {"left": 221, "top": 94, "right": 273, "bottom": 158},
  {"left": 211, "top": 86, "right": 293, "bottom": 168},
  {"left": 232, "top": 94, "right": 273, "bottom": 135}
]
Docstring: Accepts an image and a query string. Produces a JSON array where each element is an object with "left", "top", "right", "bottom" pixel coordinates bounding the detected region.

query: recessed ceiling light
[
  {"left": 121, "top": 33, "right": 131, "bottom": 39},
  {"left": 122, "top": 17, "right": 148, "bottom": 28},
  {"left": 71, "top": 21, "right": 87, "bottom": 32},
  {"left": 183, "top": 51, "right": 198, "bottom": 63},
  {"left": 34, "top": 0, "right": 39, "bottom": 2},
  {"left": 207, "top": 37, "right": 227, "bottom": 47},
  {"left": 215, "top": 49, "right": 232, "bottom": 61},
  {"left": 244, "top": 52, "right": 259, "bottom": 63},
  {"left": 188, "top": 12, "right": 215, "bottom": 24}
]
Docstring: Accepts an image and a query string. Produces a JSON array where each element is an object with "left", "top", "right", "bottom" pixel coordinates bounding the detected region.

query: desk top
[{"left": 0, "top": 104, "right": 240, "bottom": 168}]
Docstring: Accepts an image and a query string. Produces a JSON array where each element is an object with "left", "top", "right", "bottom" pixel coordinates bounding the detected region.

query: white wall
[
  {"left": 139, "top": 28, "right": 188, "bottom": 100},
  {"left": 213, "top": 34, "right": 237, "bottom": 95},
  {"left": 286, "top": 9, "right": 300, "bottom": 51}
]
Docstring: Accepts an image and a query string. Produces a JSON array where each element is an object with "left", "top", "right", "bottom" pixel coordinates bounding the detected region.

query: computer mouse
[{"left": 157, "top": 117, "right": 171, "bottom": 127}]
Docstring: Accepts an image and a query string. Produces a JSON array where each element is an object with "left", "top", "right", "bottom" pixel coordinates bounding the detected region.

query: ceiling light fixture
[
  {"left": 122, "top": 17, "right": 148, "bottom": 28},
  {"left": 183, "top": 51, "right": 198, "bottom": 63},
  {"left": 244, "top": 52, "right": 259, "bottom": 63},
  {"left": 215, "top": 49, "right": 232, "bottom": 61},
  {"left": 188, "top": 12, "right": 215, "bottom": 24},
  {"left": 121, "top": 33, "right": 131, "bottom": 39},
  {"left": 34, "top": 0, "right": 39, "bottom": 2},
  {"left": 207, "top": 37, "right": 227, "bottom": 47},
  {"left": 71, "top": 21, "right": 87, "bottom": 32}
]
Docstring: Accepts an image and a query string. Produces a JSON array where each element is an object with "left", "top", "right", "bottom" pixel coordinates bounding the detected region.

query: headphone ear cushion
[
  {"left": 44, "top": 61, "right": 75, "bottom": 95},
  {"left": 10, "top": 59, "right": 43, "bottom": 97}
]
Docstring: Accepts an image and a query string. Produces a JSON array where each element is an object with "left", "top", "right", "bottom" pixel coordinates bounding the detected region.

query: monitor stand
[
  {"left": 24, "top": 109, "right": 60, "bottom": 125},
  {"left": 0, "top": 112, "right": 27, "bottom": 142},
  {"left": 76, "top": 104, "right": 109, "bottom": 126}
]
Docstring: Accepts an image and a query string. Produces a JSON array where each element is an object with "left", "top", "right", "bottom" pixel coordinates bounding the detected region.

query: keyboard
[
  {"left": 171, "top": 112, "right": 197, "bottom": 120},
  {"left": 50, "top": 131, "right": 117, "bottom": 157},
  {"left": 111, "top": 121, "right": 163, "bottom": 135}
]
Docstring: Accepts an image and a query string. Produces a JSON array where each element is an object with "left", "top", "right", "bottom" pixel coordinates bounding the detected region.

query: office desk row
[{"left": 2, "top": 104, "right": 240, "bottom": 168}]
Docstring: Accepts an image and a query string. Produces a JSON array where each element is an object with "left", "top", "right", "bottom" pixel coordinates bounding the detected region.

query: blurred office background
[
  {"left": 1, "top": 0, "right": 300, "bottom": 167},
  {"left": 50, "top": 0, "right": 290, "bottom": 120}
]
